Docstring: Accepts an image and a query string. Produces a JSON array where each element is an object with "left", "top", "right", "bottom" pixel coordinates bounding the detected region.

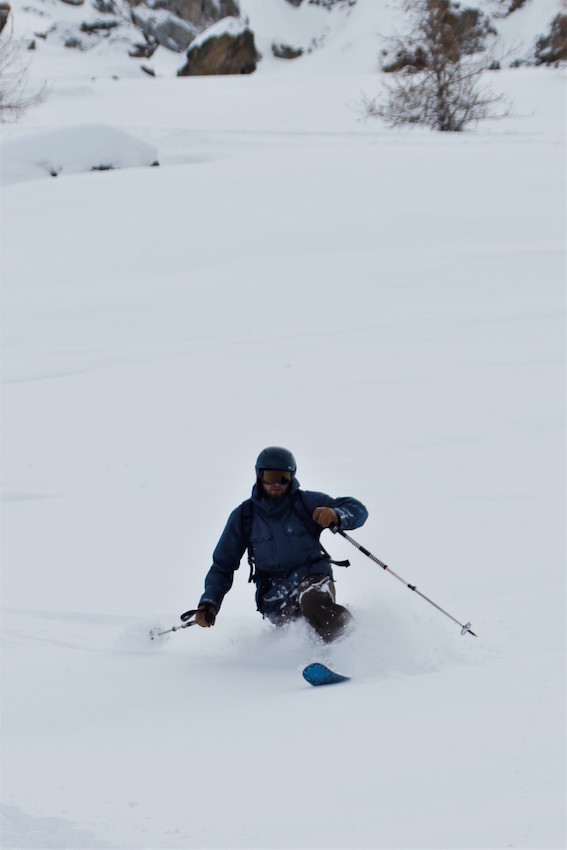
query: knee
[{"left": 298, "top": 576, "right": 336, "bottom": 605}]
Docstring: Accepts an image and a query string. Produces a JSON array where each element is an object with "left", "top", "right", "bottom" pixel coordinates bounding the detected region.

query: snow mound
[
  {"left": 0, "top": 804, "right": 111, "bottom": 850},
  {"left": 0, "top": 124, "right": 159, "bottom": 185}
]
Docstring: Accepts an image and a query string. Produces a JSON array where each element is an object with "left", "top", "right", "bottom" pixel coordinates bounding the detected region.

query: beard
[
  {"left": 267, "top": 491, "right": 285, "bottom": 503},
  {"left": 261, "top": 483, "right": 290, "bottom": 504}
]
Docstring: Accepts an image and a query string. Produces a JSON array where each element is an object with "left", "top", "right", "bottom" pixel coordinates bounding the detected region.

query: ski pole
[
  {"left": 329, "top": 526, "right": 477, "bottom": 637},
  {"left": 149, "top": 608, "right": 200, "bottom": 640}
]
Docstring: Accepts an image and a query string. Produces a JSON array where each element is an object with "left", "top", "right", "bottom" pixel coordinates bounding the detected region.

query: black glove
[{"left": 195, "top": 604, "right": 216, "bottom": 628}]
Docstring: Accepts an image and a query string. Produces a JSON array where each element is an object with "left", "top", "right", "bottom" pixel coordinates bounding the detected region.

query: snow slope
[
  {"left": 5, "top": 0, "right": 567, "bottom": 82},
  {"left": 1, "top": 2, "right": 566, "bottom": 848}
]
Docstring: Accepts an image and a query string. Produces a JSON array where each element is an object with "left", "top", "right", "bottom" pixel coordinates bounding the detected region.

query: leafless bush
[
  {"left": 366, "top": 56, "right": 509, "bottom": 131},
  {"left": 0, "top": 17, "right": 47, "bottom": 121},
  {"left": 365, "top": 0, "right": 510, "bottom": 132}
]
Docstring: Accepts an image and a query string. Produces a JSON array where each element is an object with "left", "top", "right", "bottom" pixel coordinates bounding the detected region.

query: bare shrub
[
  {"left": 366, "top": 0, "right": 510, "bottom": 132},
  {"left": 0, "top": 16, "right": 47, "bottom": 121}
]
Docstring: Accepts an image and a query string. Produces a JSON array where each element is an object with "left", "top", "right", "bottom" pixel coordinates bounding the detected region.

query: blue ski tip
[{"left": 302, "top": 663, "right": 350, "bottom": 687}]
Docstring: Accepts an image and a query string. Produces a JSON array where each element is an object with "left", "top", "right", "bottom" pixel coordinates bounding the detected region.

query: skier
[{"left": 193, "top": 446, "right": 368, "bottom": 643}]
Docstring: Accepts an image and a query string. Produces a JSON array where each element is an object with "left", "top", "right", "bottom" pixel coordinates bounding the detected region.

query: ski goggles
[{"left": 259, "top": 469, "right": 293, "bottom": 485}]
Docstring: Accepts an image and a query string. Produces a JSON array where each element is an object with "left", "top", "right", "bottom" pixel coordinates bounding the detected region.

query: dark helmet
[{"left": 255, "top": 446, "right": 297, "bottom": 477}]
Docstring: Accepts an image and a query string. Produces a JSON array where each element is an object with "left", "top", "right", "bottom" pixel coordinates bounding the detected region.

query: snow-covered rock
[
  {"left": 0, "top": 124, "right": 159, "bottom": 183},
  {"left": 130, "top": 5, "right": 197, "bottom": 52},
  {"left": 177, "top": 15, "right": 258, "bottom": 75}
]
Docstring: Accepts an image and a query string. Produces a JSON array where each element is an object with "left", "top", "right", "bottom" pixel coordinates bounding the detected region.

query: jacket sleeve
[
  {"left": 301, "top": 490, "right": 368, "bottom": 531},
  {"left": 199, "top": 505, "right": 247, "bottom": 613}
]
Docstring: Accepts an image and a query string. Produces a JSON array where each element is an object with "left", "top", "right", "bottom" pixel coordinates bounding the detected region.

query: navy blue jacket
[{"left": 199, "top": 479, "right": 368, "bottom": 613}]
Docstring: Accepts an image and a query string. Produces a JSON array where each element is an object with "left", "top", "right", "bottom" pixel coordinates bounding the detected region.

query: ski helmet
[{"left": 255, "top": 446, "right": 297, "bottom": 477}]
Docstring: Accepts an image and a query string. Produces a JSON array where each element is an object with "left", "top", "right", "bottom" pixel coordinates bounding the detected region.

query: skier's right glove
[
  {"left": 313, "top": 507, "right": 339, "bottom": 529},
  {"left": 195, "top": 604, "right": 216, "bottom": 628}
]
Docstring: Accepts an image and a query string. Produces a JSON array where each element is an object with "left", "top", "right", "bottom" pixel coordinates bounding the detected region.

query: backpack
[{"left": 240, "top": 491, "right": 350, "bottom": 583}]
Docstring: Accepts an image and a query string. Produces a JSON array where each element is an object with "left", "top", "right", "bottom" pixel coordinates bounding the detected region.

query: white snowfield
[{"left": 1, "top": 0, "right": 565, "bottom": 848}]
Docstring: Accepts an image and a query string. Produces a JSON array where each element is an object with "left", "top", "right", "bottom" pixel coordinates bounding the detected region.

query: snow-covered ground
[{"left": 1, "top": 1, "right": 566, "bottom": 847}]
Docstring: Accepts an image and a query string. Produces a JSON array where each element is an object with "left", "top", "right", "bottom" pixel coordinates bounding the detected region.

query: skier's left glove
[
  {"left": 313, "top": 507, "right": 339, "bottom": 528},
  {"left": 195, "top": 604, "right": 216, "bottom": 628}
]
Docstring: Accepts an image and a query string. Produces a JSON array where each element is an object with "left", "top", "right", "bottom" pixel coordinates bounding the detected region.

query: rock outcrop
[
  {"left": 0, "top": 3, "right": 10, "bottom": 34},
  {"left": 178, "top": 16, "right": 258, "bottom": 76},
  {"left": 131, "top": 6, "right": 197, "bottom": 52},
  {"left": 535, "top": 14, "right": 567, "bottom": 65}
]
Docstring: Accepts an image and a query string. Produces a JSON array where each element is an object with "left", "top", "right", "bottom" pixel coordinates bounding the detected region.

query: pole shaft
[
  {"left": 152, "top": 619, "right": 197, "bottom": 638},
  {"left": 335, "top": 528, "right": 476, "bottom": 636}
]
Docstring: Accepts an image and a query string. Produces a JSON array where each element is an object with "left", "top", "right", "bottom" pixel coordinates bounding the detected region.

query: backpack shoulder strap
[
  {"left": 240, "top": 499, "right": 256, "bottom": 582},
  {"left": 293, "top": 489, "right": 316, "bottom": 528}
]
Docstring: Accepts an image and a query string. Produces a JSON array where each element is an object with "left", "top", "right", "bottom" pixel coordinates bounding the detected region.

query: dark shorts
[{"left": 256, "top": 563, "right": 333, "bottom": 623}]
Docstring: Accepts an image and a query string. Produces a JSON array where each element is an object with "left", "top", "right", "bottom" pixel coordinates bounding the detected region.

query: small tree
[
  {"left": 0, "top": 15, "right": 46, "bottom": 121},
  {"left": 364, "top": 0, "right": 508, "bottom": 132}
]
